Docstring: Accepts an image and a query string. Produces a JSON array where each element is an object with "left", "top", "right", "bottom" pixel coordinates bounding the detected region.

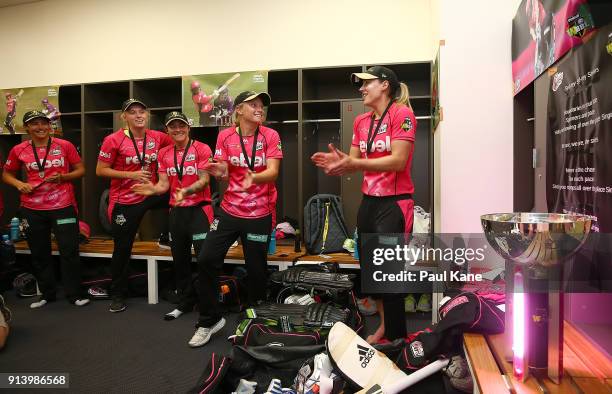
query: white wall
[
  {"left": 0, "top": 0, "right": 435, "bottom": 88},
  {"left": 434, "top": 0, "right": 521, "bottom": 233}
]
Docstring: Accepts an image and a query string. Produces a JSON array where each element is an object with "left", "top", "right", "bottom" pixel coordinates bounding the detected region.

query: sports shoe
[
  {"left": 88, "top": 286, "right": 110, "bottom": 299},
  {"left": 164, "top": 308, "right": 183, "bottom": 321},
  {"left": 157, "top": 233, "right": 171, "bottom": 250},
  {"left": 73, "top": 298, "right": 90, "bottom": 307},
  {"left": 109, "top": 297, "right": 127, "bottom": 313},
  {"left": 0, "top": 295, "right": 12, "bottom": 324},
  {"left": 188, "top": 317, "right": 226, "bottom": 347},
  {"left": 30, "top": 297, "right": 51, "bottom": 309},
  {"left": 416, "top": 293, "right": 432, "bottom": 312},
  {"left": 404, "top": 294, "right": 416, "bottom": 313},
  {"left": 357, "top": 297, "right": 377, "bottom": 316}
]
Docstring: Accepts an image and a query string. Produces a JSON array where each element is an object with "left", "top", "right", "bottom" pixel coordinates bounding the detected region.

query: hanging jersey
[
  {"left": 351, "top": 103, "right": 416, "bottom": 196},
  {"left": 4, "top": 138, "right": 81, "bottom": 210},
  {"left": 158, "top": 140, "right": 213, "bottom": 207},
  {"left": 214, "top": 125, "right": 283, "bottom": 219},
  {"left": 98, "top": 128, "right": 173, "bottom": 206}
]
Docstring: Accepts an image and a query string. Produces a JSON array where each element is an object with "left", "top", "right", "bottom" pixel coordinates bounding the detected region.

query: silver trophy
[{"left": 481, "top": 213, "right": 591, "bottom": 384}]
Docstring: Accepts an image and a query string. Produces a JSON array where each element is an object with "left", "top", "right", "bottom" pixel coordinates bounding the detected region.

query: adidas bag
[{"left": 304, "top": 194, "right": 350, "bottom": 255}]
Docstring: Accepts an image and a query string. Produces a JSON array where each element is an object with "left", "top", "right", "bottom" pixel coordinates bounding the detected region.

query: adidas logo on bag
[{"left": 357, "top": 344, "right": 375, "bottom": 368}]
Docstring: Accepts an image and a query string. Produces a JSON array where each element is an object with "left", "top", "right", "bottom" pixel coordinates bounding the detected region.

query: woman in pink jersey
[
  {"left": 132, "top": 111, "right": 213, "bottom": 320},
  {"left": 188, "top": 91, "right": 283, "bottom": 347},
  {"left": 312, "top": 66, "right": 416, "bottom": 343},
  {"left": 96, "top": 99, "right": 173, "bottom": 313},
  {"left": 3, "top": 111, "right": 89, "bottom": 308}
]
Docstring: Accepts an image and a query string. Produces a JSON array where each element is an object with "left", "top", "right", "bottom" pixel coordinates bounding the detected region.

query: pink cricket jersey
[
  {"left": 157, "top": 140, "right": 212, "bottom": 207},
  {"left": 214, "top": 125, "right": 283, "bottom": 219},
  {"left": 351, "top": 103, "right": 417, "bottom": 196},
  {"left": 4, "top": 138, "right": 81, "bottom": 210}
]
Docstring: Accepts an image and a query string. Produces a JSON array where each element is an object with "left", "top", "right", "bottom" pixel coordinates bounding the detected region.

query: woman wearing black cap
[
  {"left": 96, "top": 99, "right": 172, "bottom": 313},
  {"left": 132, "top": 111, "right": 213, "bottom": 320},
  {"left": 188, "top": 91, "right": 283, "bottom": 347},
  {"left": 312, "top": 66, "right": 417, "bottom": 343},
  {"left": 3, "top": 110, "right": 88, "bottom": 308}
]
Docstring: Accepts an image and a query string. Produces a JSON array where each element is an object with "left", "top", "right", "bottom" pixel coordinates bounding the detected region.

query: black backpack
[{"left": 303, "top": 194, "right": 350, "bottom": 255}]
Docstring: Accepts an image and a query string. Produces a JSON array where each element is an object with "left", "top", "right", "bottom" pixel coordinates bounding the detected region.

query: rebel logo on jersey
[{"left": 25, "top": 157, "right": 65, "bottom": 171}]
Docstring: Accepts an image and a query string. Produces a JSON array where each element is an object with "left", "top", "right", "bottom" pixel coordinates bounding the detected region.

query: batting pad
[
  {"left": 327, "top": 322, "right": 407, "bottom": 390},
  {"left": 327, "top": 322, "right": 449, "bottom": 394}
]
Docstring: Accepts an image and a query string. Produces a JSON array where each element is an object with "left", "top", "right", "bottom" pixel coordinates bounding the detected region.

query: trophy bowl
[{"left": 480, "top": 212, "right": 591, "bottom": 267}]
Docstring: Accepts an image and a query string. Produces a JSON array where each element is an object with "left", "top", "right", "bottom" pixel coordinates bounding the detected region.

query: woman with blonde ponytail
[{"left": 311, "top": 66, "right": 417, "bottom": 343}]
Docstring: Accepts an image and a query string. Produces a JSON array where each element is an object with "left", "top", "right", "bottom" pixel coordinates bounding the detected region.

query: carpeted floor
[{"left": 0, "top": 291, "right": 433, "bottom": 393}]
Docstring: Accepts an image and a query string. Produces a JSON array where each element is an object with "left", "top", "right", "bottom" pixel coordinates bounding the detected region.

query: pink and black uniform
[
  {"left": 4, "top": 135, "right": 84, "bottom": 303},
  {"left": 157, "top": 138, "right": 213, "bottom": 313},
  {"left": 98, "top": 127, "right": 172, "bottom": 299},
  {"left": 350, "top": 64, "right": 418, "bottom": 341},
  {"left": 197, "top": 109, "right": 283, "bottom": 329}
]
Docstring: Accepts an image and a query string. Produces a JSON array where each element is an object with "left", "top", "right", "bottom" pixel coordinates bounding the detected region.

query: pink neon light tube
[{"left": 513, "top": 271, "right": 525, "bottom": 380}]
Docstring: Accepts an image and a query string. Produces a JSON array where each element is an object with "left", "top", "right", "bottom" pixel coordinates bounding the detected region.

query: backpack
[{"left": 303, "top": 194, "right": 350, "bottom": 255}]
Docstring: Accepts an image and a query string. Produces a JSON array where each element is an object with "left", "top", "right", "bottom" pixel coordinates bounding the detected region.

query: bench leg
[{"left": 147, "top": 258, "right": 159, "bottom": 304}]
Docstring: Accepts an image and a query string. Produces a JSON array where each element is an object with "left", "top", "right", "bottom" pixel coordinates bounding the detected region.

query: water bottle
[
  {"left": 353, "top": 228, "right": 359, "bottom": 260},
  {"left": 268, "top": 229, "right": 277, "bottom": 255},
  {"left": 1, "top": 234, "right": 16, "bottom": 267},
  {"left": 10, "top": 217, "right": 20, "bottom": 241},
  {"left": 294, "top": 229, "right": 301, "bottom": 253}
]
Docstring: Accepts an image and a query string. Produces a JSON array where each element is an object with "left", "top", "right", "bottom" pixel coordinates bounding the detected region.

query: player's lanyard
[
  {"left": 31, "top": 138, "right": 52, "bottom": 179},
  {"left": 366, "top": 101, "right": 394, "bottom": 156},
  {"left": 174, "top": 139, "right": 192, "bottom": 182},
  {"left": 127, "top": 129, "right": 147, "bottom": 169},
  {"left": 237, "top": 126, "right": 260, "bottom": 171}
]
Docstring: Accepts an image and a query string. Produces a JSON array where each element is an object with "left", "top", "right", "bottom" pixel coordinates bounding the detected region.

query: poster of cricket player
[
  {"left": 182, "top": 71, "right": 268, "bottom": 127},
  {"left": 0, "top": 86, "right": 61, "bottom": 134}
]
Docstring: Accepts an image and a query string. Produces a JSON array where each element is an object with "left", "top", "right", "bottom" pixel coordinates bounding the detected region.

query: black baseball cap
[
  {"left": 233, "top": 91, "right": 271, "bottom": 107},
  {"left": 121, "top": 98, "right": 147, "bottom": 112},
  {"left": 351, "top": 66, "right": 400, "bottom": 94},
  {"left": 164, "top": 111, "right": 189, "bottom": 126},
  {"left": 23, "top": 110, "right": 50, "bottom": 124}
]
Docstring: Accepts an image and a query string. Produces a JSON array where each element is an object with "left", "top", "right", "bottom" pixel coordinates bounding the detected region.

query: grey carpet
[{"left": 0, "top": 292, "right": 432, "bottom": 393}]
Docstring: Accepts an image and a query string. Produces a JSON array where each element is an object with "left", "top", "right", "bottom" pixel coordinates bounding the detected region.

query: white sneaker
[
  {"left": 188, "top": 317, "right": 226, "bottom": 347},
  {"left": 30, "top": 299, "right": 48, "bottom": 309},
  {"left": 74, "top": 299, "right": 90, "bottom": 307}
]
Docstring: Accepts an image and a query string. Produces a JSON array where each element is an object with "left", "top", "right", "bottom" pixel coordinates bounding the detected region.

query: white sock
[
  {"left": 165, "top": 309, "right": 183, "bottom": 319},
  {"left": 30, "top": 299, "right": 47, "bottom": 309},
  {"left": 234, "top": 378, "right": 257, "bottom": 394},
  {"left": 74, "top": 299, "right": 90, "bottom": 306}
]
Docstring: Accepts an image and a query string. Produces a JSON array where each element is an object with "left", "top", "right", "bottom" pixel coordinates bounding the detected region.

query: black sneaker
[
  {"left": 0, "top": 295, "right": 11, "bottom": 324},
  {"left": 109, "top": 298, "right": 127, "bottom": 313},
  {"left": 157, "top": 233, "right": 171, "bottom": 250}
]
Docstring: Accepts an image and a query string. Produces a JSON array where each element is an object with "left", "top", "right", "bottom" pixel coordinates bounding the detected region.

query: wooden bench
[
  {"left": 464, "top": 321, "right": 612, "bottom": 393},
  {"left": 14, "top": 239, "right": 302, "bottom": 305}
]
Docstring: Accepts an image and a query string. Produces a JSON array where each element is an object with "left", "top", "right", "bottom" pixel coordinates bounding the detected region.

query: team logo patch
[
  {"left": 410, "top": 341, "right": 425, "bottom": 358},
  {"left": 607, "top": 32, "right": 612, "bottom": 55},
  {"left": 185, "top": 153, "right": 196, "bottom": 161},
  {"left": 147, "top": 141, "right": 155, "bottom": 149},
  {"left": 566, "top": 5, "right": 594, "bottom": 38},
  {"left": 51, "top": 148, "right": 62, "bottom": 155},
  {"left": 256, "top": 141, "right": 264, "bottom": 151},
  {"left": 246, "top": 233, "right": 268, "bottom": 243},
  {"left": 277, "top": 142, "right": 282, "bottom": 151},
  {"left": 210, "top": 218, "right": 219, "bottom": 231},
  {"left": 401, "top": 117, "right": 413, "bottom": 132},
  {"left": 552, "top": 72, "right": 564, "bottom": 92},
  {"left": 115, "top": 214, "right": 127, "bottom": 226}
]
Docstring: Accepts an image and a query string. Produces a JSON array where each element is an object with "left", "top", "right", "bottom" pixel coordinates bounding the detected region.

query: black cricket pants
[
  {"left": 196, "top": 209, "right": 272, "bottom": 327},
  {"left": 168, "top": 204, "right": 210, "bottom": 312},
  {"left": 110, "top": 194, "right": 169, "bottom": 298},
  {"left": 20, "top": 206, "right": 83, "bottom": 302},
  {"left": 357, "top": 194, "right": 414, "bottom": 341}
]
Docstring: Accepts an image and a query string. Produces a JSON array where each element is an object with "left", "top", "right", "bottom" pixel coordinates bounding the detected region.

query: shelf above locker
[
  {"left": 302, "top": 66, "right": 362, "bottom": 100},
  {"left": 84, "top": 81, "right": 129, "bottom": 112},
  {"left": 132, "top": 77, "right": 182, "bottom": 108}
]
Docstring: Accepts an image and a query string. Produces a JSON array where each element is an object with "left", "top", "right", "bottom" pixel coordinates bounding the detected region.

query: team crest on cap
[{"left": 401, "top": 117, "right": 413, "bottom": 132}]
